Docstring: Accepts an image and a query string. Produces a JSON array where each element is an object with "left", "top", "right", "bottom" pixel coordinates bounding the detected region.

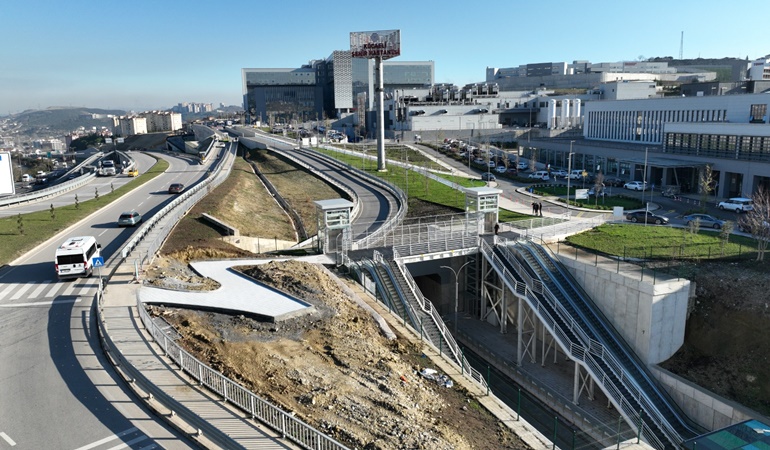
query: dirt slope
[{"left": 150, "top": 260, "right": 526, "bottom": 450}]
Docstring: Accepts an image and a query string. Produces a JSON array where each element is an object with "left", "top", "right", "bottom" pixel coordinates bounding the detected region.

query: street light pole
[
  {"left": 567, "top": 141, "right": 575, "bottom": 215},
  {"left": 441, "top": 260, "right": 473, "bottom": 335}
]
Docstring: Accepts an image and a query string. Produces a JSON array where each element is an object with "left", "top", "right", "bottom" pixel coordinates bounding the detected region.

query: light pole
[
  {"left": 567, "top": 141, "right": 575, "bottom": 215},
  {"left": 441, "top": 260, "right": 473, "bottom": 335}
]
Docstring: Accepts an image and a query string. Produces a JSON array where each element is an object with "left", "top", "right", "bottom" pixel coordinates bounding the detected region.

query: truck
[{"left": 100, "top": 160, "right": 116, "bottom": 176}]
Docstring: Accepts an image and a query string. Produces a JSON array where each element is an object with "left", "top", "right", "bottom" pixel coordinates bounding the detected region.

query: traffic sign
[{"left": 92, "top": 256, "right": 105, "bottom": 267}]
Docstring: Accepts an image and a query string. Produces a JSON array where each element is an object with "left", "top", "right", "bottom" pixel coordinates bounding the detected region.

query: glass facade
[{"left": 665, "top": 132, "right": 770, "bottom": 161}]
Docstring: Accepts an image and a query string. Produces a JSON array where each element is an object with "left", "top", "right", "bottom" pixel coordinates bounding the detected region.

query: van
[
  {"left": 528, "top": 170, "right": 550, "bottom": 181},
  {"left": 569, "top": 169, "right": 586, "bottom": 180},
  {"left": 55, "top": 236, "right": 102, "bottom": 279},
  {"left": 21, "top": 174, "right": 32, "bottom": 183}
]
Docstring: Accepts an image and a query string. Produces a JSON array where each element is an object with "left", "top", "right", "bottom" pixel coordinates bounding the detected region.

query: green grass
[
  {"left": 0, "top": 157, "right": 169, "bottom": 265},
  {"left": 532, "top": 185, "right": 644, "bottom": 210},
  {"left": 566, "top": 223, "right": 758, "bottom": 260}
]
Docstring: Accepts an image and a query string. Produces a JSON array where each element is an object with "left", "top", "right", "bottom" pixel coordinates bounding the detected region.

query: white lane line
[
  {"left": 72, "top": 427, "right": 139, "bottom": 450},
  {"left": 29, "top": 281, "right": 53, "bottom": 298},
  {"left": 106, "top": 435, "right": 148, "bottom": 450},
  {"left": 0, "top": 431, "right": 16, "bottom": 446},
  {"left": 45, "top": 281, "right": 64, "bottom": 298},
  {"left": 62, "top": 281, "right": 78, "bottom": 296},
  {"left": 0, "top": 298, "right": 81, "bottom": 308},
  {"left": 78, "top": 283, "right": 94, "bottom": 296},
  {"left": 10, "top": 283, "right": 34, "bottom": 300},
  {"left": 0, "top": 283, "right": 16, "bottom": 299},
  {"left": 98, "top": 229, "right": 108, "bottom": 236}
]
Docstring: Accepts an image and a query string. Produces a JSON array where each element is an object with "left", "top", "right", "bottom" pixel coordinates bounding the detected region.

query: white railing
[
  {"left": 135, "top": 297, "right": 349, "bottom": 450},
  {"left": 481, "top": 239, "right": 673, "bottom": 449}
]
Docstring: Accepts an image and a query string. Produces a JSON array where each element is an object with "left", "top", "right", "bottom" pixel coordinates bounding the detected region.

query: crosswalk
[{"left": 0, "top": 278, "right": 99, "bottom": 305}]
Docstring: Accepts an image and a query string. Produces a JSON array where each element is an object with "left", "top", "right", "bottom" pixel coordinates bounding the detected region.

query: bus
[{"left": 54, "top": 236, "right": 101, "bottom": 279}]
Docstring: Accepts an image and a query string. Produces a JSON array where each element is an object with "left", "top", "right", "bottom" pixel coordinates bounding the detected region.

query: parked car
[
  {"left": 683, "top": 214, "right": 725, "bottom": 229},
  {"left": 551, "top": 169, "right": 568, "bottom": 179},
  {"left": 603, "top": 177, "right": 625, "bottom": 187},
  {"left": 587, "top": 187, "right": 606, "bottom": 197},
  {"left": 117, "top": 210, "right": 142, "bottom": 227},
  {"left": 626, "top": 210, "right": 669, "bottom": 225},
  {"left": 569, "top": 169, "right": 586, "bottom": 180},
  {"left": 527, "top": 171, "right": 550, "bottom": 181},
  {"left": 472, "top": 157, "right": 485, "bottom": 165},
  {"left": 717, "top": 197, "right": 753, "bottom": 213},
  {"left": 737, "top": 217, "right": 770, "bottom": 233},
  {"left": 494, "top": 165, "right": 507, "bottom": 173},
  {"left": 168, "top": 183, "right": 185, "bottom": 194},
  {"left": 481, "top": 172, "right": 496, "bottom": 182},
  {"left": 517, "top": 161, "right": 529, "bottom": 171},
  {"left": 623, "top": 181, "right": 647, "bottom": 191},
  {"left": 487, "top": 161, "right": 496, "bottom": 168}
]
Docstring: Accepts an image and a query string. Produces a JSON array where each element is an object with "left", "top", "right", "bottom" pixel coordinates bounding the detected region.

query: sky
[{"left": 2, "top": 0, "right": 768, "bottom": 115}]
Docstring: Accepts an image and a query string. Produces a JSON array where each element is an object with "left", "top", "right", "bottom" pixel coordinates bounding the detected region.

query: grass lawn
[
  {"left": 0, "top": 157, "right": 169, "bottom": 266},
  {"left": 566, "top": 223, "right": 758, "bottom": 260},
  {"left": 532, "top": 185, "right": 644, "bottom": 210}
]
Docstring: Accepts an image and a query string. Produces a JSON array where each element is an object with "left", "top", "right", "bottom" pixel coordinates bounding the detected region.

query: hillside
[{"left": 6, "top": 107, "right": 125, "bottom": 139}]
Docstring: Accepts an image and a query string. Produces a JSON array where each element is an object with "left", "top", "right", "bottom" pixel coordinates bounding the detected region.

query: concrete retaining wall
[
  {"left": 650, "top": 366, "right": 767, "bottom": 430},
  {"left": 555, "top": 252, "right": 689, "bottom": 365}
]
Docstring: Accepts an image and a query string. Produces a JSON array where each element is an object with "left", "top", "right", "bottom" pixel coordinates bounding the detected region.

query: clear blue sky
[{"left": 2, "top": 0, "right": 768, "bottom": 114}]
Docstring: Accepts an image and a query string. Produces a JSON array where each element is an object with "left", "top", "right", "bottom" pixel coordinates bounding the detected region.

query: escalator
[{"left": 491, "top": 240, "right": 701, "bottom": 448}]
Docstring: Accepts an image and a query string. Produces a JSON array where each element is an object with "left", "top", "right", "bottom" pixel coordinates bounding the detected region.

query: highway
[{"left": 0, "top": 150, "right": 214, "bottom": 450}]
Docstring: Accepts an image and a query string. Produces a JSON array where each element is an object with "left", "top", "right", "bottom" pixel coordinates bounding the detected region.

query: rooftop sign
[{"left": 350, "top": 30, "right": 400, "bottom": 60}]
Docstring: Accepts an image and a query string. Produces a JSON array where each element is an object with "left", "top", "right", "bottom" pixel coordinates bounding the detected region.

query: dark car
[
  {"left": 603, "top": 177, "right": 625, "bottom": 187},
  {"left": 626, "top": 210, "right": 669, "bottom": 225},
  {"left": 481, "top": 172, "right": 496, "bottom": 182},
  {"left": 168, "top": 183, "right": 185, "bottom": 194}
]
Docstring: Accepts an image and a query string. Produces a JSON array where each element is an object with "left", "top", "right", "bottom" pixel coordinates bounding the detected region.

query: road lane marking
[
  {"left": 10, "top": 283, "right": 33, "bottom": 300},
  {"left": 62, "top": 281, "right": 78, "bottom": 296},
  {"left": 106, "top": 435, "right": 148, "bottom": 450},
  {"left": 0, "top": 432, "right": 16, "bottom": 446},
  {"left": 0, "top": 283, "right": 16, "bottom": 299},
  {"left": 0, "top": 298, "right": 81, "bottom": 307},
  {"left": 45, "top": 281, "right": 64, "bottom": 298},
  {"left": 99, "top": 230, "right": 108, "bottom": 236},
  {"left": 30, "top": 281, "right": 53, "bottom": 298},
  {"left": 73, "top": 427, "right": 138, "bottom": 450}
]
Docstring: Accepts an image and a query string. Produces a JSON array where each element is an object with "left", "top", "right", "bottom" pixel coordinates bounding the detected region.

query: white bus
[{"left": 54, "top": 236, "right": 102, "bottom": 279}]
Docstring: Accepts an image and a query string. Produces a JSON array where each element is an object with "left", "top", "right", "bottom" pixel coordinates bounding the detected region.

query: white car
[
  {"left": 717, "top": 197, "right": 753, "bottom": 213},
  {"left": 551, "top": 169, "right": 568, "bottom": 179},
  {"left": 517, "top": 161, "right": 528, "bottom": 171},
  {"left": 494, "top": 166, "right": 507, "bottom": 173},
  {"left": 623, "top": 181, "right": 647, "bottom": 191},
  {"left": 527, "top": 171, "right": 550, "bottom": 181}
]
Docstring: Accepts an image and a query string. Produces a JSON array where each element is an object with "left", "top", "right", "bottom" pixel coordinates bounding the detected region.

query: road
[{"left": 0, "top": 150, "right": 214, "bottom": 450}]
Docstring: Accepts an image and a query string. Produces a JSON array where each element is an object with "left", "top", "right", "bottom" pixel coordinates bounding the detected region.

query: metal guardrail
[
  {"left": 0, "top": 150, "right": 105, "bottom": 208},
  {"left": 135, "top": 296, "right": 349, "bottom": 450}
]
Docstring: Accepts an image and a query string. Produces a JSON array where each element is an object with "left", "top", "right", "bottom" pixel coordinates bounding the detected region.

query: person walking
[
  {"left": 532, "top": 202, "right": 537, "bottom": 214},
  {"left": 494, "top": 223, "right": 500, "bottom": 235},
  {"left": 539, "top": 202, "right": 543, "bottom": 216}
]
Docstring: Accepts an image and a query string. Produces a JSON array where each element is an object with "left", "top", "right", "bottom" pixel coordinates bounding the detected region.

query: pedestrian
[
  {"left": 494, "top": 223, "right": 499, "bottom": 235},
  {"left": 532, "top": 202, "right": 537, "bottom": 214},
  {"left": 534, "top": 203, "right": 539, "bottom": 215},
  {"left": 539, "top": 202, "right": 543, "bottom": 216}
]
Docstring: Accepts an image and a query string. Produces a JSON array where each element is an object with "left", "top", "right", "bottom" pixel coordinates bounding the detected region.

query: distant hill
[{"left": 6, "top": 107, "right": 126, "bottom": 138}]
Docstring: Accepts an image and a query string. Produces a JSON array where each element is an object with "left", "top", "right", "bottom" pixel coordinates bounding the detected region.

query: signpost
[{"left": 92, "top": 256, "right": 105, "bottom": 294}]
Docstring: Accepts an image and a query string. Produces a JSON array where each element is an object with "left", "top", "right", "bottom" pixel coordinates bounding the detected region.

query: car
[
  {"left": 168, "top": 183, "right": 185, "bottom": 194},
  {"left": 527, "top": 171, "right": 550, "bottom": 181},
  {"left": 569, "top": 169, "right": 586, "bottom": 180},
  {"left": 587, "top": 187, "right": 606, "bottom": 197},
  {"left": 737, "top": 217, "right": 770, "bottom": 233},
  {"left": 717, "top": 197, "right": 753, "bottom": 213},
  {"left": 472, "top": 157, "right": 485, "bottom": 165},
  {"left": 624, "top": 181, "right": 647, "bottom": 191},
  {"left": 683, "top": 214, "right": 725, "bottom": 229},
  {"left": 603, "top": 177, "right": 625, "bottom": 187},
  {"left": 481, "top": 172, "right": 496, "bottom": 182},
  {"left": 487, "top": 161, "right": 496, "bottom": 168},
  {"left": 494, "top": 166, "right": 507, "bottom": 173},
  {"left": 551, "top": 169, "right": 568, "bottom": 179},
  {"left": 117, "top": 210, "right": 142, "bottom": 227},
  {"left": 127, "top": 168, "right": 139, "bottom": 177},
  {"left": 517, "top": 161, "right": 529, "bottom": 171},
  {"left": 626, "top": 210, "right": 669, "bottom": 225}
]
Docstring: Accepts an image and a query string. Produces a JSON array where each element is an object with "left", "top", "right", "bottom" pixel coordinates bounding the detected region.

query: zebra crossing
[{"left": 0, "top": 278, "right": 100, "bottom": 305}]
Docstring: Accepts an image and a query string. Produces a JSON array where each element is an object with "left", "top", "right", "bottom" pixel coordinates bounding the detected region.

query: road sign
[
  {"left": 575, "top": 189, "right": 589, "bottom": 200},
  {"left": 92, "top": 256, "right": 105, "bottom": 267}
]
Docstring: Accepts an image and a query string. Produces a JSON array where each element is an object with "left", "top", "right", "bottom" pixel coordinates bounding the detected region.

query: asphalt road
[{"left": 0, "top": 149, "right": 216, "bottom": 450}]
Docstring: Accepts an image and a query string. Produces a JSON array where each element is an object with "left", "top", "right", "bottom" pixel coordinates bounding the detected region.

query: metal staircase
[{"left": 479, "top": 238, "right": 675, "bottom": 449}]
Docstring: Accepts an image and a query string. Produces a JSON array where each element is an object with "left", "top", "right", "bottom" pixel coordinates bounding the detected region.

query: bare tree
[
  {"left": 742, "top": 187, "right": 770, "bottom": 261},
  {"left": 528, "top": 148, "right": 538, "bottom": 172},
  {"left": 593, "top": 172, "right": 605, "bottom": 206},
  {"left": 698, "top": 165, "right": 715, "bottom": 210}
]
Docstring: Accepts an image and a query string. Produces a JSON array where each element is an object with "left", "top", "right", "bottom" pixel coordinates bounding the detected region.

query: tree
[
  {"left": 593, "top": 172, "right": 605, "bottom": 206},
  {"left": 742, "top": 187, "right": 770, "bottom": 261},
  {"left": 698, "top": 165, "right": 715, "bottom": 211}
]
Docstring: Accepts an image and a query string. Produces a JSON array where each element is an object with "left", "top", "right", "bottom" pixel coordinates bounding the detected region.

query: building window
[{"left": 750, "top": 104, "right": 767, "bottom": 123}]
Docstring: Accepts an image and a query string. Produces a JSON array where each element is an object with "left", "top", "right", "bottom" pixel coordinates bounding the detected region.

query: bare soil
[
  {"left": 660, "top": 259, "right": 770, "bottom": 415},
  {"left": 149, "top": 259, "right": 526, "bottom": 450}
]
